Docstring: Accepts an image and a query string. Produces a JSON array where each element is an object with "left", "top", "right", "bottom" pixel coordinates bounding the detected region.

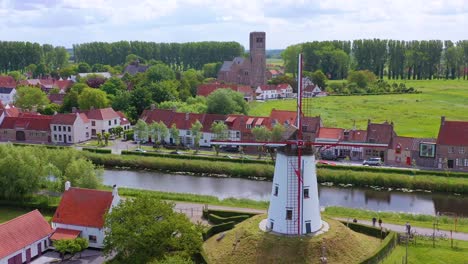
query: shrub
[
  {"left": 82, "top": 148, "right": 112, "bottom": 154},
  {"left": 207, "top": 213, "right": 250, "bottom": 225},
  {"left": 203, "top": 221, "right": 235, "bottom": 240}
]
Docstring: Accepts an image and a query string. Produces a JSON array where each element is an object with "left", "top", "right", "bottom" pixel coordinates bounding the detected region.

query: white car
[{"left": 363, "top": 157, "right": 382, "bottom": 166}]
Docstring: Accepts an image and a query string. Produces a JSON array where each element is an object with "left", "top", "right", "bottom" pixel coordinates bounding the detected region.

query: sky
[{"left": 0, "top": 0, "right": 467, "bottom": 49}]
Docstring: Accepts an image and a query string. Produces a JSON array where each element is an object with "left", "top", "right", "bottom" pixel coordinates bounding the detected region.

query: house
[
  {"left": 47, "top": 94, "right": 66, "bottom": 105},
  {"left": 224, "top": 114, "right": 271, "bottom": 142},
  {"left": 276, "top": 84, "right": 294, "bottom": 98},
  {"left": 82, "top": 108, "right": 121, "bottom": 136},
  {"left": 266, "top": 69, "right": 283, "bottom": 79},
  {"left": 255, "top": 85, "right": 279, "bottom": 100},
  {"left": 196, "top": 83, "right": 254, "bottom": 101},
  {"left": 436, "top": 116, "right": 468, "bottom": 170},
  {"left": 217, "top": 32, "right": 267, "bottom": 87},
  {"left": 0, "top": 114, "right": 52, "bottom": 143},
  {"left": 410, "top": 138, "right": 437, "bottom": 168},
  {"left": 0, "top": 210, "right": 53, "bottom": 264},
  {"left": 116, "top": 111, "right": 131, "bottom": 130},
  {"left": 20, "top": 78, "right": 73, "bottom": 94},
  {"left": 50, "top": 113, "right": 91, "bottom": 144},
  {"left": 0, "top": 76, "right": 17, "bottom": 104},
  {"left": 387, "top": 136, "right": 415, "bottom": 166},
  {"left": 301, "top": 116, "right": 322, "bottom": 142},
  {"left": 363, "top": 120, "right": 397, "bottom": 162},
  {"left": 123, "top": 61, "right": 149, "bottom": 76},
  {"left": 51, "top": 182, "right": 120, "bottom": 248},
  {"left": 303, "top": 85, "right": 326, "bottom": 98}
]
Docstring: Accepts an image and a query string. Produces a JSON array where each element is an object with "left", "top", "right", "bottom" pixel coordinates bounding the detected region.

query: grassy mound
[{"left": 203, "top": 214, "right": 382, "bottom": 264}]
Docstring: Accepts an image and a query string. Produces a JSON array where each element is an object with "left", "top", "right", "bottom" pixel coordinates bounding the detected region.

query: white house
[
  {"left": 83, "top": 108, "right": 121, "bottom": 137},
  {"left": 0, "top": 210, "right": 53, "bottom": 264},
  {"left": 51, "top": 113, "right": 91, "bottom": 144},
  {"left": 304, "top": 85, "right": 327, "bottom": 98},
  {"left": 255, "top": 85, "right": 279, "bottom": 100},
  {"left": 0, "top": 88, "right": 16, "bottom": 105},
  {"left": 50, "top": 182, "right": 120, "bottom": 248},
  {"left": 276, "top": 84, "right": 294, "bottom": 98}
]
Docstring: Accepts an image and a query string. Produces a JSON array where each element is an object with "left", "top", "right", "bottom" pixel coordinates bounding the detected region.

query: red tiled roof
[
  {"left": 366, "top": 121, "right": 396, "bottom": 145},
  {"left": 56, "top": 80, "right": 73, "bottom": 91},
  {"left": 0, "top": 210, "right": 53, "bottom": 259},
  {"left": 51, "top": 113, "right": 78, "bottom": 125},
  {"left": 0, "top": 115, "right": 52, "bottom": 131},
  {"left": 437, "top": 120, "right": 468, "bottom": 146},
  {"left": 79, "top": 113, "right": 90, "bottom": 123},
  {"left": 276, "top": 83, "right": 290, "bottom": 90},
  {"left": 84, "top": 108, "right": 120, "bottom": 120},
  {"left": 116, "top": 111, "right": 130, "bottom": 125},
  {"left": 348, "top": 129, "right": 367, "bottom": 142},
  {"left": 4, "top": 106, "right": 20, "bottom": 117},
  {"left": 196, "top": 83, "right": 252, "bottom": 97},
  {"left": 257, "top": 84, "right": 277, "bottom": 91},
  {"left": 392, "top": 136, "right": 415, "bottom": 150},
  {"left": 302, "top": 116, "right": 322, "bottom": 133},
  {"left": 270, "top": 109, "right": 297, "bottom": 126},
  {"left": 52, "top": 187, "right": 114, "bottom": 228},
  {"left": 318, "top": 127, "right": 344, "bottom": 140},
  {"left": 50, "top": 228, "right": 81, "bottom": 241},
  {"left": 0, "top": 76, "right": 16, "bottom": 88}
]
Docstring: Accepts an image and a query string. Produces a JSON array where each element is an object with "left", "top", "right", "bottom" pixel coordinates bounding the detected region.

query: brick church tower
[{"left": 249, "top": 32, "right": 267, "bottom": 87}]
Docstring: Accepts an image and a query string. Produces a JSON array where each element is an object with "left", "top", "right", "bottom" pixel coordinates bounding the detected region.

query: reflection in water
[{"left": 103, "top": 170, "right": 468, "bottom": 216}]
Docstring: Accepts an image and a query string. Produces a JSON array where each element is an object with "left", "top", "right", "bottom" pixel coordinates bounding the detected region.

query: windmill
[{"left": 212, "top": 54, "right": 388, "bottom": 236}]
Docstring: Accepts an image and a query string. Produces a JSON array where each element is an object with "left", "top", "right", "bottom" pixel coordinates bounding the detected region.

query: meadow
[{"left": 249, "top": 79, "right": 468, "bottom": 138}]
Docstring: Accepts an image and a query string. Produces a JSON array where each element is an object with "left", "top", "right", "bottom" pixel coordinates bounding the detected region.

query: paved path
[{"left": 334, "top": 217, "right": 468, "bottom": 241}]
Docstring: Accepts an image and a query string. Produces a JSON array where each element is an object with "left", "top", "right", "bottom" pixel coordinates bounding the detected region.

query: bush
[
  {"left": 12, "top": 143, "right": 70, "bottom": 149},
  {"left": 203, "top": 221, "right": 235, "bottom": 240},
  {"left": 340, "top": 221, "right": 388, "bottom": 239},
  {"left": 203, "top": 209, "right": 259, "bottom": 218},
  {"left": 207, "top": 213, "right": 250, "bottom": 225},
  {"left": 82, "top": 148, "right": 112, "bottom": 154}
]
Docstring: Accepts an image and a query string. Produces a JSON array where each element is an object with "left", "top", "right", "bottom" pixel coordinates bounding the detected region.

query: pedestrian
[
  {"left": 353, "top": 218, "right": 358, "bottom": 223},
  {"left": 378, "top": 218, "right": 382, "bottom": 227},
  {"left": 372, "top": 217, "right": 377, "bottom": 227},
  {"left": 406, "top": 222, "right": 411, "bottom": 235}
]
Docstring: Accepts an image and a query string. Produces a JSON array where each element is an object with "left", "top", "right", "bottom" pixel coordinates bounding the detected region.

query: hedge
[
  {"left": 120, "top": 150, "right": 273, "bottom": 165},
  {"left": 12, "top": 143, "right": 71, "bottom": 149},
  {"left": 207, "top": 213, "right": 251, "bottom": 225},
  {"left": 0, "top": 200, "right": 58, "bottom": 215},
  {"left": 82, "top": 147, "right": 112, "bottom": 154},
  {"left": 340, "top": 221, "right": 398, "bottom": 264},
  {"left": 203, "top": 221, "right": 235, "bottom": 240},
  {"left": 203, "top": 209, "right": 259, "bottom": 219}
]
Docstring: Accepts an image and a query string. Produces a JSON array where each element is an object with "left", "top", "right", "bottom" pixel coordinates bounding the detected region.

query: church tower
[{"left": 249, "top": 32, "right": 267, "bottom": 87}]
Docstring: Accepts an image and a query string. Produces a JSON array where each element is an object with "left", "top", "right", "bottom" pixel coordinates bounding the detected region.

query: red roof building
[
  {"left": 0, "top": 210, "right": 52, "bottom": 262},
  {"left": 196, "top": 82, "right": 253, "bottom": 101},
  {"left": 51, "top": 184, "right": 120, "bottom": 248},
  {"left": 317, "top": 127, "right": 344, "bottom": 142},
  {"left": 0, "top": 76, "right": 16, "bottom": 89},
  {"left": 0, "top": 115, "right": 52, "bottom": 143},
  {"left": 48, "top": 93, "right": 66, "bottom": 105},
  {"left": 435, "top": 116, "right": 468, "bottom": 170}
]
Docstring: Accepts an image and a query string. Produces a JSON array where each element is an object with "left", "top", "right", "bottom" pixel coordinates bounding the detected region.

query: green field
[
  {"left": 0, "top": 207, "right": 52, "bottom": 223},
  {"left": 249, "top": 79, "right": 468, "bottom": 138},
  {"left": 266, "top": 58, "right": 284, "bottom": 67},
  {"left": 382, "top": 238, "right": 468, "bottom": 264}
]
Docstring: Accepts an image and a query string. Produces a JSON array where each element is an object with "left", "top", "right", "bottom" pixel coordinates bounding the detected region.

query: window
[
  {"left": 464, "top": 159, "right": 468, "bottom": 167},
  {"left": 114, "top": 119, "right": 117, "bottom": 125},
  {"left": 86, "top": 132, "right": 89, "bottom": 138},
  {"left": 274, "top": 186, "right": 278, "bottom": 196},
  {"left": 92, "top": 121, "right": 96, "bottom": 126},
  {"left": 246, "top": 124, "right": 252, "bottom": 129},
  {"left": 53, "top": 126, "right": 56, "bottom": 131},
  {"left": 63, "top": 126, "right": 66, "bottom": 131},
  {"left": 236, "top": 131, "right": 240, "bottom": 138},
  {"left": 365, "top": 149, "right": 372, "bottom": 156},
  {"left": 54, "top": 135, "right": 57, "bottom": 140},
  {"left": 303, "top": 188, "right": 310, "bottom": 199},
  {"left": 460, "top": 147, "right": 465, "bottom": 154},
  {"left": 68, "top": 127, "right": 71, "bottom": 132},
  {"left": 59, "top": 135, "right": 62, "bottom": 141},
  {"left": 448, "top": 146, "right": 455, "bottom": 154},
  {"left": 88, "top": 235, "right": 97, "bottom": 243},
  {"left": 58, "top": 126, "right": 61, "bottom": 132},
  {"left": 419, "top": 143, "right": 436, "bottom": 158},
  {"left": 456, "top": 159, "right": 460, "bottom": 166},
  {"left": 256, "top": 37, "right": 263, "bottom": 43},
  {"left": 302, "top": 125, "right": 308, "bottom": 132},
  {"left": 68, "top": 136, "right": 71, "bottom": 142},
  {"left": 286, "top": 209, "right": 292, "bottom": 220},
  {"left": 108, "top": 120, "right": 111, "bottom": 126},
  {"left": 186, "top": 130, "right": 191, "bottom": 136},
  {"left": 270, "top": 221, "right": 274, "bottom": 230}
]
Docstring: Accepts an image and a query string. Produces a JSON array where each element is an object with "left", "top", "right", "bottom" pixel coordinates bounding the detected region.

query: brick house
[
  {"left": 0, "top": 210, "right": 53, "bottom": 264},
  {"left": 387, "top": 136, "right": 414, "bottom": 166},
  {"left": 436, "top": 116, "right": 468, "bottom": 170},
  {"left": 51, "top": 182, "right": 120, "bottom": 248},
  {"left": 363, "top": 120, "right": 397, "bottom": 162},
  {"left": 50, "top": 113, "right": 91, "bottom": 144},
  {"left": 0, "top": 114, "right": 52, "bottom": 143},
  {"left": 301, "top": 116, "right": 322, "bottom": 142},
  {"left": 411, "top": 138, "right": 437, "bottom": 168}
]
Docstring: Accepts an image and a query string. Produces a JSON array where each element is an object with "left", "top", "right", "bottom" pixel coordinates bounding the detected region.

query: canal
[{"left": 103, "top": 169, "right": 468, "bottom": 216}]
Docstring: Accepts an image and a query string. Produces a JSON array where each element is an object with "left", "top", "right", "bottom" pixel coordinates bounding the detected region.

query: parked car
[
  {"left": 320, "top": 151, "right": 338, "bottom": 161},
  {"left": 363, "top": 157, "right": 382, "bottom": 166},
  {"left": 170, "top": 151, "right": 182, "bottom": 155},
  {"left": 134, "top": 148, "right": 147, "bottom": 153}
]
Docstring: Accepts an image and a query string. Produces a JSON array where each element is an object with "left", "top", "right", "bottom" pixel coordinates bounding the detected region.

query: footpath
[{"left": 173, "top": 202, "right": 468, "bottom": 242}]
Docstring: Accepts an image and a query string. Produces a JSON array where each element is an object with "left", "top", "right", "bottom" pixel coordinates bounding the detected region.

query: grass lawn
[
  {"left": 203, "top": 215, "right": 381, "bottom": 264},
  {"left": 0, "top": 206, "right": 53, "bottom": 223},
  {"left": 249, "top": 79, "right": 468, "bottom": 138},
  {"left": 382, "top": 238, "right": 468, "bottom": 264},
  {"left": 76, "top": 139, "right": 113, "bottom": 148},
  {"left": 266, "top": 58, "right": 284, "bottom": 67}
]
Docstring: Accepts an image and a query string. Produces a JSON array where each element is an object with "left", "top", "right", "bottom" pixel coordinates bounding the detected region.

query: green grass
[
  {"left": 203, "top": 215, "right": 381, "bottom": 264},
  {"left": 249, "top": 79, "right": 468, "bottom": 137},
  {"left": 76, "top": 139, "right": 113, "bottom": 148},
  {"left": 266, "top": 58, "right": 284, "bottom": 67},
  {"left": 382, "top": 238, "right": 468, "bottom": 264},
  {"left": 0, "top": 206, "right": 53, "bottom": 223},
  {"left": 323, "top": 206, "right": 468, "bottom": 233}
]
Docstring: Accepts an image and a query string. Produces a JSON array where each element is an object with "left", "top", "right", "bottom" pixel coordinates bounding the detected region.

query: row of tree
[
  {"left": 0, "top": 41, "right": 69, "bottom": 73},
  {"left": 282, "top": 39, "right": 468, "bottom": 80},
  {"left": 73, "top": 41, "right": 244, "bottom": 70}
]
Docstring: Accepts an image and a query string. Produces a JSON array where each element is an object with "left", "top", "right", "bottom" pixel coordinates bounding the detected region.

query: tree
[
  {"left": 190, "top": 120, "right": 203, "bottom": 153},
  {"left": 251, "top": 126, "right": 271, "bottom": 159},
  {"left": 307, "top": 70, "right": 328, "bottom": 90},
  {"left": 206, "top": 89, "right": 248, "bottom": 115},
  {"left": 134, "top": 119, "right": 149, "bottom": 143},
  {"left": 104, "top": 132, "right": 110, "bottom": 146},
  {"left": 149, "top": 255, "right": 194, "bottom": 264},
  {"left": 210, "top": 121, "right": 228, "bottom": 156},
  {"left": 14, "top": 86, "right": 49, "bottom": 111},
  {"left": 77, "top": 62, "right": 91, "bottom": 73},
  {"left": 146, "top": 64, "right": 176, "bottom": 82},
  {"left": 103, "top": 195, "right": 202, "bottom": 263},
  {"left": 54, "top": 238, "right": 88, "bottom": 261},
  {"left": 8, "top": 71, "right": 24, "bottom": 81},
  {"left": 170, "top": 124, "right": 180, "bottom": 145},
  {"left": 78, "top": 88, "right": 109, "bottom": 110},
  {"left": 112, "top": 126, "right": 124, "bottom": 138},
  {"left": 202, "top": 62, "right": 222, "bottom": 78},
  {"left": 149, "top": 121, "right": 168, "bottom": 144},
  {"left": 130, "top": 86, "right": 154, "bottom": 117},
  {"left": 101, "top": 77, "right": 127, "bottom": 96},
  {"left": 148, "top": 80, "right": 179, "bottom": 103},
  {"left": 347, "top": 70, "right": 377, "bottom": 89},
  {"left": 39, "top": 103, "right": 60, "bottom": 115},
  {"left": 96, "top": 133, "right": 103, "bottom": 146}
]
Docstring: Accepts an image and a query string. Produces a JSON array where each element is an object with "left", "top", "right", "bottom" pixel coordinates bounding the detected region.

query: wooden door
[{"left": 37, "top": 242, "right": 42, "bottom": 256}]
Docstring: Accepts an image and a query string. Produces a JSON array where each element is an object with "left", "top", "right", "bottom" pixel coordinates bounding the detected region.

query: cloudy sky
[{"left": 0, "top": 0, "right": 467, "bottom": 49}]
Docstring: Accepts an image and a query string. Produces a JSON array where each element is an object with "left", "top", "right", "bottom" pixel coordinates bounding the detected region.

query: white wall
[
  {"left": 90, "top": 118, "right": 120, "bottom": 136},
  {"left": 51, "top": 223, "right": 105, "bottom": 248},
  {"left": 0, "top": 89, "right": 16, "bottom": 105},
  {"left": 51, "top": 116, "right": 91, "bottom": 144},
  {"left": 0, "top": 236, "right": 49, "bottom": 264}
]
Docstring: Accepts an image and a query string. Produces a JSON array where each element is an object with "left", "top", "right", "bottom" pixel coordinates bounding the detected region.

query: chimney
[
  {"left": 352, "top": 119, "right": 356, "bottom": 131},
  {"left": 71, "top": 107, "right": 77, "bottom": 113},
  {"left": 185, "top": 112, "right": 189, "bottom": 121},
  {"left": 150, "top": 104, "right": 156, "bottom": 110},
  {"left": 112, "top": 184, "right": 118, "bottom": 197},
  {"left": 441, "top": 116, "right": 445, "bottom": 125},
  {"left": 53, "top": 111, "right": 57, "bottom": 115},
  {"left": 65, "top": 181, "right": 71, "bottom": 191}
]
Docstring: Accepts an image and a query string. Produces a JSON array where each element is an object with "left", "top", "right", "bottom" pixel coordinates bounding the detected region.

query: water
[{"left": 103, "top": 169, "right": 468, "bottom": 216}]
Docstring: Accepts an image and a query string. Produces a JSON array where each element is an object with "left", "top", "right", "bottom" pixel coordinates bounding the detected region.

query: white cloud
[{"left": 0, "top": 0, "right": 466, "bottom": 48}]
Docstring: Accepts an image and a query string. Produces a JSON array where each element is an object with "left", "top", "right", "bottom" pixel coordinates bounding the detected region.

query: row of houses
[
  {"left": 0, "top": 106, "right": 130, "bottom": 144},
  {"left": 0, "top": 183, "right": 120, "bottom": 264}
]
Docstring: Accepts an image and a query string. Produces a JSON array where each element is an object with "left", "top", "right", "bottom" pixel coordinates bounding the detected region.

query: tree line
[
  {"left": 282, "top": 39, "right": 468, "bottom": 80},
  {"left": 0, "top": 41, "right": 69, "bottom": 73},
  {"left": 73, "top": 41, "right": 244, "bottom": 70}
]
